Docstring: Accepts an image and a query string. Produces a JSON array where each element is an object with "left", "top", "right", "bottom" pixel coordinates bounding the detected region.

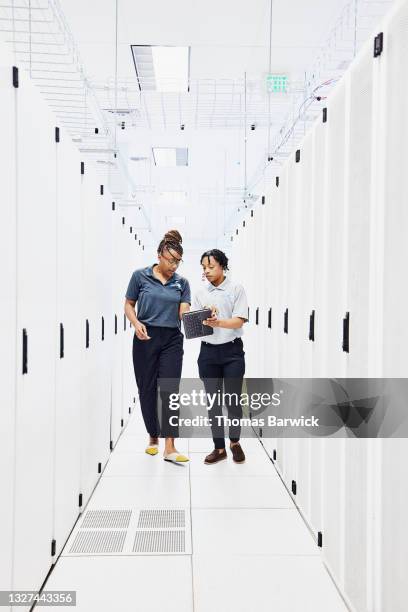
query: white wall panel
[
  {"left": 53, "top": 130, "right": 82, "bottom": 557},
  {"left": 0, "top": 51, "right": 17, "bottom": 593},
  {"left": 14, "top": 68, "right": 57, "bottom": 592}
]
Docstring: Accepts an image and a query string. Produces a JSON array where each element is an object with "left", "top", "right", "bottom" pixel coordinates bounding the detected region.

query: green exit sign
[{"left": 266, "top": 74, "right": 288, "bottom": 93}]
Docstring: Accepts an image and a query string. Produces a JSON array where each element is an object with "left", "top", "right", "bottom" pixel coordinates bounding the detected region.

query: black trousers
[
  {"left": 198, "top": 337, "right": 245, "bottom": 449},
  {"left": 132, "top": 325, "right": 183, "bottom": 438}
]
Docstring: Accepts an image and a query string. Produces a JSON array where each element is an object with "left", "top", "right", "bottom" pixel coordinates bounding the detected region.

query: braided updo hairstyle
[{"left": 157, "top": 229, "right": 183, "bottom": 258}]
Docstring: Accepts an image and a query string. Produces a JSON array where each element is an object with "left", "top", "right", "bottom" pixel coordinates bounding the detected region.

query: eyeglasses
[{"left": 160, "top": 249, "right": 183, "bottom": 267}]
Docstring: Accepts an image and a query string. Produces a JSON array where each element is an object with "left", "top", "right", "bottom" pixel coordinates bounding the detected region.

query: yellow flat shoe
[
  {"left": 145, "top": 445, "right": 159, "bottom": 456},
  {"left": 164, "top": 452, "right": 189, "bottom": 463}
]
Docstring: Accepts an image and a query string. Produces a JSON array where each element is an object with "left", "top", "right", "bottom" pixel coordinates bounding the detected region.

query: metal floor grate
[
  {"left": 69, "top": 530, "right": 126, "bottom": 554},
  {"left": 137, "top": 509, "right": 185, "bottom": 529},
  {"left": 80, "top": 509, "right": 132, "bottom": 529},
  {"left": 133, "top": 530, "right": 185, "bottom": 553}
]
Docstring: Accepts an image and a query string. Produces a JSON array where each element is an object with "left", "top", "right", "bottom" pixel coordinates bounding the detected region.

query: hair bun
[{"left": 164, "top": 229, "right": 182, "bottom": 244}]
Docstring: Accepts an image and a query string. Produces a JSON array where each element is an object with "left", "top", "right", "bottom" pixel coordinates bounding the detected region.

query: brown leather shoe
[
  {"left": 204, "top": 448, "right": 227, "bottom": 464},
  {"left": 230, "top": 442, "right": 245, "bottom": 463}
]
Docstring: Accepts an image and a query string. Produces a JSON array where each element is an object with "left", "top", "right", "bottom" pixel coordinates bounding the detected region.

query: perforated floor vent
[
  {"left": 69, "top": 530, "right": 126, "bottom": 554},
  {"left": 81, "top": 509, "right": 132, "bottom": 529},
  {"left": 133, "top": 530, "right": 185, "bottom": 553},
  {"left": 137, "top": 509, "right": 185, "bottom": 529}
]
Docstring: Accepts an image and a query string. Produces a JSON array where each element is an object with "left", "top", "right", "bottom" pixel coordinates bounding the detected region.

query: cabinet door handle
[
  {"left": 284, "top": 308, "right": 289, "bottom": 334},
  {"left": 60, "top": 323, "right": 64, "bottom": 358},
  {"left": 342, "top": 312, "right": 350, "bottom": 353},
  {"left": 22, "top": 329, "right": 28, "bottom": 374},
  {"left": 268, "top": 308, "right": 272, "bottom": 329},
  {"left": 309, "top": 310, "right": 315, "bottom": 341},
  {"left": 86, "top": 319, "right": 90, "bottom": 349}
]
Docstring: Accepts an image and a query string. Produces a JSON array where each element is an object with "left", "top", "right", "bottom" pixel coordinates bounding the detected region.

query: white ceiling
[{"left": 51, "top": 0, "right": 394, "bottom": 250}]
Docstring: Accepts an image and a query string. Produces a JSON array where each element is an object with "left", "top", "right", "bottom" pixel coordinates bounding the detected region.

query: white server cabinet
[
  {"left": 324, "top": 79, "right": 348, "bottom": 378},
  {"left": 121, "top": 224, "right": 138, "bottom": 429},
  {"left": 309, "top": 437, "right": 324, "bottom": 536},
  {"left": 110, "top": 207, "right": 124, "bottom": 446},
  {"left": 242, "top": 211, "right": 256, "bottom": 378},
  {"left": 343, "top": 439, "right": 369, "bottom": 612},
  {"left": 93, "top": 184, "right": 112, "bottom": 467},
  {"left": 252, "top": 200, "right": 268, "bottom": 377},
  {"left": 79, "top": 169, "right": 104, "bottom": 505},
  {"left": 345, "top": 43, "right": 374, "bottom": 378},
  {"left": 269, "top": 181, "right": 282, "bottom": 377},
  {"left": 311, "top": 116, "right": 329, "bottom": 377},
  {"left": 381, "top": 1, "right": 408, "bottom": 377},
  {"left": 13, "top": 68, "right": 57, "bottom": 592},
  {"left": 286, "top": 154, "right": 303, "bottom": 378},
  {"left": 0, "top": 53, "right": 17, "bottom": 592},
  {"left": 322, "top": 437, "right": 346, "bottom": 590},
  {"left": 53, "top": 129, "right": 82, "bottom": 557},
  {"left": 297, "top": 131, "right": 315, "bottom": 378},
  {"left": 263, "top": 194, "right": 274, "bottom": 377},
  {"left": 381, "top": 437, "right": 408, "bottom": 612}
]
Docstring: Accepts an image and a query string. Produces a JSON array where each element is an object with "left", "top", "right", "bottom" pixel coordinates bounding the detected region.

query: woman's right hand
[{"left": 134, "top": 320, "right": 151, "bottom": 340}]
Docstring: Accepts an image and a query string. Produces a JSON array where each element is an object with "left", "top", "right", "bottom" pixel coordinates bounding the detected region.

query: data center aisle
[{"left": 45, "top": 412, "right": 348, "bottom": 612}]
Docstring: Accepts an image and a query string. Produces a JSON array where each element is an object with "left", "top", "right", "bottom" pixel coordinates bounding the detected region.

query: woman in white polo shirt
[{"left": 194, "top": 249, "right": 248, "bottom": 464}]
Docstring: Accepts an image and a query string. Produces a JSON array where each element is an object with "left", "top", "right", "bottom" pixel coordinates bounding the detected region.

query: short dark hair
[{"left": 200, "top": 249, "right": 229, "bottom": 270}]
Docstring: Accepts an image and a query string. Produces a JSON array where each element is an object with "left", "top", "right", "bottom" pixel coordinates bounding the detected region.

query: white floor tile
[
  {"left": 189, "top": 448, "right": 275, "bottom": 476},
  {"left": 104, "top": 451, "right": 190, "bottom": 478},
  {"left": 114, "top": 433, "right": 189, "bottom": 454},
  {"left": 192, "top": 509, "right": 319, "bottom": 556},
  {"left": 188, "top": 437, "right": 265, "bottom": 454},
  {"left": 45, "top": 556, "right": 193, "bottom": 612},
  {"left": 193, "top": 555, "right": 347, "bottom": 612},
  {"left": 86, "top": 475, "right": 190, "bottom": 509},
  {"left": 191, "top": 476, "right": 293, "bottom": 509}
]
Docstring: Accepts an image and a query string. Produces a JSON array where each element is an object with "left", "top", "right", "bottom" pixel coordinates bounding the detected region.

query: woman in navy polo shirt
[
  {"left": 194, "top": 249, "right": 248, "bottom": 465},
  {"left": 124, "top": 230, "right": 191, "bottom": 464}
]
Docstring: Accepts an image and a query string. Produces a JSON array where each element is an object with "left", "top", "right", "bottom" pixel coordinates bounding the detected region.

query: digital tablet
[{"left": 182, "top": 309, "right": 214, "bottom": 340}]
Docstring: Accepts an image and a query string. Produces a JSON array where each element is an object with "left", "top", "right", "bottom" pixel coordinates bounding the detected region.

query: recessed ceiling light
[
  {"left": 152, "top": 147, "right": 188, "bottom": 167},
  {"left": 131, "top": 45, "right": 190, "bottom": 92}
]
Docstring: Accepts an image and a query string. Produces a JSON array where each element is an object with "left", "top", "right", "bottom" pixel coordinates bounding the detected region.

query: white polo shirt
[{"left": 193, "top": 276, "right": 248, "bottom": 345}]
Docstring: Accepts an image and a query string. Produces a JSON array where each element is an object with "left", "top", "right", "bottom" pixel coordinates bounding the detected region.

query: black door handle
[
  {"left": 309, "top": 310, "right": 315, "bottom": 341},
  {"left": 22, "top": 329, "right": 28, "bottom": 374},
  {"left": 342, "top": 312, "right": 350, "bottom": 353},
  {"left": 60, "top": 323, "right": 64, "bottom": 358}
]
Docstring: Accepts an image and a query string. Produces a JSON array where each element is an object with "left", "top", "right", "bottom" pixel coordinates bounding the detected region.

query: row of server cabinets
[
  {"left": 231, "top": 3, "right": 408, "bottom": 612},
  {"left": 0, "top": 47, "right": 140, "bottom": 605}
]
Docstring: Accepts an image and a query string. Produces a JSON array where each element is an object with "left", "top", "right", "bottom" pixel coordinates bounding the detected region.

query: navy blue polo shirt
[{"left": 125, "top": 265, "right": 191, "bottom": 328}]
